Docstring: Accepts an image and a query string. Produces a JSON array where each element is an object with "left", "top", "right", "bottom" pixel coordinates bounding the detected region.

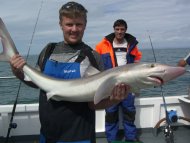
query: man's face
[
  {"left": 114, "top": 25, "right": 127, "bottom": 41},
  {"left": 59, "top": 16, "right": 86, "bottom": 45}
]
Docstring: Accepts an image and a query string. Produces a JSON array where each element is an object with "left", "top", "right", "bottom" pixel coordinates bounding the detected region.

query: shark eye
[{"left": 151, "top": 64, "right": 155, "bottom": 68}]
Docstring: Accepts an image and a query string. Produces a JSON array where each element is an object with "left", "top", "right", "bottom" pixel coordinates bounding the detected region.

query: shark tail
[
  {"left": 0, "top": 39, "right": 9, "bottom": 62},
  {"left": 0, "top": 19, "right": 7, "bottom": 61},
  {"left": 0, "top": 17, "right": 18, "bottom": 62}
]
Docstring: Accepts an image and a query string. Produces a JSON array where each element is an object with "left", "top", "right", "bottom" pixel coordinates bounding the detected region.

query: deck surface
[
  {"left": 97, "top": 126, "right": 190, "bottom": 143},
  {"left": 0, "top": 126, "right": 190, "bottom": 143}
]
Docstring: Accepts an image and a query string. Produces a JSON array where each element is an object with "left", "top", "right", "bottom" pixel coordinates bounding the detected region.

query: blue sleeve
[
  {"left": 186, "top": 57, "right": 190, "bottom": 65},
  {"left": 184, "top": 53, "right": 190, "bottom": 65}
]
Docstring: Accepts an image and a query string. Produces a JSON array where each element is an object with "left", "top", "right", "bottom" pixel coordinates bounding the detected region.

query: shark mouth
[{"left": 148, "top": 76, "right": 164, "bottom": 85}]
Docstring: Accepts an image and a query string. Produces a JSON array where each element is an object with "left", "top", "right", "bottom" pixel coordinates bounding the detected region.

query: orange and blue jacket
[{"left": 95, "top": 33, "right": 142, "bottom": 70}]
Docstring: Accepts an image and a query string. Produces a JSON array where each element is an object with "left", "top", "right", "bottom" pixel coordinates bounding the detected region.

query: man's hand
[
  {"left": 110, "top": 83, "right": 130, "bottom": 102},
  {"left": 9, "top": 54, "right": 26, "bottom": 80},
  {"left": 10, "top": 54, "right": 26, "bottom": 73},
  {"left": 9, "top": 54, "right": 38, "bottom": 88},
  {"left": 177, "top": 59, "right": 187, "bottom": 67}
]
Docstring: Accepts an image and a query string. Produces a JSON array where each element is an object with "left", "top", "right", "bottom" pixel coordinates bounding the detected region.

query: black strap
[
  {"left": 38, "top": 43, "right": 56, "bottom": 71},
  {"left": 75, "top": 46, "right": 99, "bottom": 70}
]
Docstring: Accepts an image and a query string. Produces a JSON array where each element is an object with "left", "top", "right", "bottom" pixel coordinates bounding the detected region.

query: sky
[{"left": 0, "top": 0, "right": 190, "bottom": 55}]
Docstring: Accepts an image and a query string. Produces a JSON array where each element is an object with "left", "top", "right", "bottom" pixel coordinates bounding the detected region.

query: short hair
[
  {"left": 113, "top": 19, "right": 128, "bottom": 29},
  {"left": 59, "top": 1, "right": 88, "bottom": 22}
]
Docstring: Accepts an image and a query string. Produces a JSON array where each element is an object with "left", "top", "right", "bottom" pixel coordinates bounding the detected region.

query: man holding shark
[{"left": 8, "top": 1, "right": 129, "bottom": 143}]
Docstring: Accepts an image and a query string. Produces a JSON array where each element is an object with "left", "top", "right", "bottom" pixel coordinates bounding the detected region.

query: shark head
[
  {"left": 118, "top": 62, "right": 186, "bottom": 91},
  {"left": 145, "top": 63, "right": 185, "bottom": 85}
]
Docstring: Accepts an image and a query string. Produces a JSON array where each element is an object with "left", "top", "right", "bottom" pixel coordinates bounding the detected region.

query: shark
[{"left": 0, "top": 18, "right": 185, "bottom": 104}]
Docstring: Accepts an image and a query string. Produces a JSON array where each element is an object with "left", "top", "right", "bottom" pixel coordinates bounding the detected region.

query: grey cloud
[{"left": 0, "top": 0, "right": 190, "bottom": 54}]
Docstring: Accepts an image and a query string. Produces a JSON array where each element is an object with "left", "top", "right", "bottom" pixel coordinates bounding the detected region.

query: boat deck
[
  {"left": 0, "top": 126, "right": 190, "bottom": 143},
  {"left": 97, "top": 126, "right": 190, "bottom": 143},
  {"left": 1, "top": 96, "right": 190, "bottom": 143}
]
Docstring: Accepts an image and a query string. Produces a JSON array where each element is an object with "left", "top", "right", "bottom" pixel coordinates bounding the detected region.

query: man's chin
[
  {"left": 67, "top": 39, "right": 81, "bottom": 45},
  {"left": 68, "top": 42, "right": 78, "bottom": 45}
]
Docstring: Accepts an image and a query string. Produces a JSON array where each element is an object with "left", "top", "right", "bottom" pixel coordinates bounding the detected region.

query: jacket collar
[{"left": 105, "top": 33, "right": 138, "bottom": 45}]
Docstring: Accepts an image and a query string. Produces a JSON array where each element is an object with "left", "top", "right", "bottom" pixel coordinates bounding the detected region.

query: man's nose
[{"left": 71, "top": 25, "right": 78, "bottom": 31}]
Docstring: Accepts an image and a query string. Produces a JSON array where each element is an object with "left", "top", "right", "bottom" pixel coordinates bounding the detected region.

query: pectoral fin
[
  {"left": 94, "top": 77, "right": 117, "bottom": 104},
  {"left": 24, "top": 73, "right": 32, "bottom": 81},
  {"left": 46, "top": 92, "right": 56, "bottom": 100}
]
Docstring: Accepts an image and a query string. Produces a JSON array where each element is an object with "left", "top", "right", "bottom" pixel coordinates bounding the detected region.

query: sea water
[{"left": 0, "top": 48, "right": 189, "bottom": 105}]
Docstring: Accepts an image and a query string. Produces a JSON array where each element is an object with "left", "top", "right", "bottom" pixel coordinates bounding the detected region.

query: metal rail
[{"left": 0, "top": 76, "right": 16, "bottom": 79}]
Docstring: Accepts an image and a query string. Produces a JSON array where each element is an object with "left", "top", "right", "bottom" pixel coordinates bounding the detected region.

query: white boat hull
[{"left": 0, "top": 95, "right": 190, "bottom": 137}]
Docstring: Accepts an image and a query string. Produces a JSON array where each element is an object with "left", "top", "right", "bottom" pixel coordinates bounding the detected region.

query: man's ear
[{"left": 59, "top": 21, "right": 63, "bottom": 30}]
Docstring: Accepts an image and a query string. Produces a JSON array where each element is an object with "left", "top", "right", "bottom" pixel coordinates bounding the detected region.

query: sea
[{"left": 0, "top": 47, "right": 190, "bottom": 105}]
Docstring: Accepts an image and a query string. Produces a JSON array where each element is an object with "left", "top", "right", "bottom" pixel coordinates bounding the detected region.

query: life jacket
[
  {"left": 37, "top": 42, "right": 97, "bottom": 143},
  {"left": 95, "top": 33, "right": 142, "bottom": 70}
]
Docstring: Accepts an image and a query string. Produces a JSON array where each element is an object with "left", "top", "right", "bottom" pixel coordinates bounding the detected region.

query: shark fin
[
  {"left": 83, "top": 66, "right": 100, "bottom": 77},
  {"left": 46, "top": 92, "right": 64, "bottom": 101},
  {"left": 24, "top": 73, "right": 32, "bottom": 81},
  {"left": 46, "top": 92, "right": 55, "bottom": 100},
  {"left": 94, "top": 77, "right": 117, "bottom": 104},
  {"left": 0, "top": 38, "right": 9, "bottom": 61}
]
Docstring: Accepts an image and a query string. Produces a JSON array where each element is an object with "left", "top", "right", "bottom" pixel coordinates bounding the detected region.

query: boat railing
[{"left": 0, "top": 76, "right": 16, "bottom": 79}]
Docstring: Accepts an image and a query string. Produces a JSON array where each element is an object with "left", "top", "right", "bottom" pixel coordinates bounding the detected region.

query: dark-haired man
[{"left": 96, "top": 19, "right": 142, "bottom": 142}]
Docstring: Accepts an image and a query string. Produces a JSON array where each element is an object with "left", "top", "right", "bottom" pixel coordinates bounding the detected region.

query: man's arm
[
  {"left": 10, "top": 54, "right": 38, "bottom": 88},
  {"left": 178, "top": 53, "right": 190, "bottom": 67},
  {"left": 92, "top": 50, "right": 105, "bottom": 71},
  {"left": 132, "top": 46, "right": 142, "bottom": 63}
]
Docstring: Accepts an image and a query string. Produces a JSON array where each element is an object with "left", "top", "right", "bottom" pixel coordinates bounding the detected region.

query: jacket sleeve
[
  {"left": 130, "top": 46, "right": 142, "bottom": 63},
  {"left": 92, "top": 50, "right": 105, "bottom": 71},
  {"left": 95, "top": 41, "right": 103, "bottom": 54},
  {"left": 184, "top": 52, "right": 190, "bottom": 65}
]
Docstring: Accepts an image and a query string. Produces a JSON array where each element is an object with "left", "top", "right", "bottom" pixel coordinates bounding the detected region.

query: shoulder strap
[
  {"left": 75, "top": 45, "right": 99, "bottom": 70},
  {"left": 38, "top": 43, "right": 56, "bottom": 71}
]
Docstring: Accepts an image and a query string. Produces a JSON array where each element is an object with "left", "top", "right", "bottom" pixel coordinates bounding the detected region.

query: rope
[{"left": 0, "top": 76, "right": 16, "bottom": 79}]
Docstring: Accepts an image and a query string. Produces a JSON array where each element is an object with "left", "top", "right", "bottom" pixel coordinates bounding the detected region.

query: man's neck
[{"left": 113, "top": 38, "right": 125, "bottom": 44}]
